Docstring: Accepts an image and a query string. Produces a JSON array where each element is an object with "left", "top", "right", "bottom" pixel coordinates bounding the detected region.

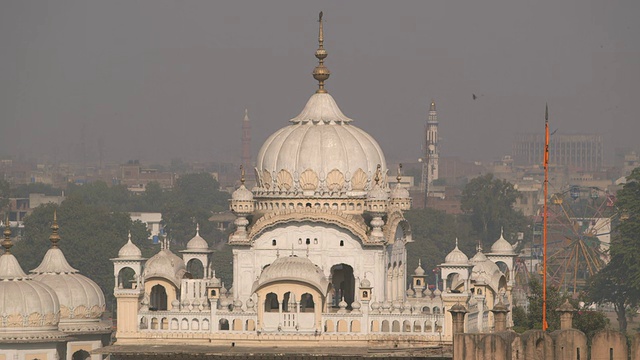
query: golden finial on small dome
[
  {"left": 312, "top": 11, "right": 330, "bottom": 93},
  {"left": 49, "top": 210, "right": 61, "bottom": 248},
  {"left": 374, "top": 164, "right": 382, "bottom": 185},
  {"left": 2, "top": 216, "right": 12, "bottom": 254},
  {"left": 240, "top": 165, "right": 245, "bottom": 185},
  {"left": 397, "top": 164, "right": 403, "bottom": 183}
]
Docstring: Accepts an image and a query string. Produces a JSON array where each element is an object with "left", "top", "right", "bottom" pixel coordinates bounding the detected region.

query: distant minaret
[
  {"left": 241, "top": 109, "right": 252, "bottom": 178},
  {"left": 427, "top": 100, "right": 439, "bottom": 182},
  {"left": 421, "top": 100, "right": 439, "bottom": 204}
]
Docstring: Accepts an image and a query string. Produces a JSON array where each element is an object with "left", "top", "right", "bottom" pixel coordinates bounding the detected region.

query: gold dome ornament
[
  {"left": 2, "top": 217, "right": 12, "bottom": 253},
  {"left": 312, "top": 11, "right": 330, "bottom": 93}
]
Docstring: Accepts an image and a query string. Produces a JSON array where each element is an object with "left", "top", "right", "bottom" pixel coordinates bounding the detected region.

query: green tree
[
  {"left": 404, "top": 208, "right": 474, "bottom": 284},
  {"left": 12, "top": 182, "right": 62, "bottom": 198},
  {"left": 460, "top": 173, "right": 527, "bottom": 246},
  {"left": 0, "top": 179, "right": 9, "bottom": 212}
]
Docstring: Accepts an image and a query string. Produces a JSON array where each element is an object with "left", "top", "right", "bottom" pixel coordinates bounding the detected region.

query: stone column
[
  {"left": 490, "top": 300, "right": 509, "bottom": 332},
  {"left": 556, "top": 299, "right": 575, "bottom": 330},
  {"left": 448, "top": 303, "right": 468, "bottom": 334}
]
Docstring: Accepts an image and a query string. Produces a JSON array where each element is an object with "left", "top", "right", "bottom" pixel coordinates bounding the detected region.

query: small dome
[
  {"left": 209, "top": 276, "right": 221, "bottom": 287},
  {"left": 444, "top": 240, "right": 469, "bottom": 265},
  {"left": 470, "top": 250, "right": 489, "bottom": 264},
  {"left": 143, "top": 248, "right": 187, "bottom": 288},
  {"left": 414, "top": 260, "right": 425, "bottom": 276},
  {"left": 433, "top": 287, "right": 442, "bottom": 296},
  {"left": 450, "top": 303, "right": 468, "bottom": 313},
  {"left": 118, "top": 233, "right": 142, "bottom": 259},
  {"left": 390, "top": 184, "right": 411, "bottom": 200},
  {"left": 232, "top": 184, "right": 254, "bottom": 201},
  {"left": 490, "top": 230, "right": 515, "bottom": 255},
  {"left": 360, "top": 277, "right": 371, "bottom": 288},
  {"left": 406, "top": 288, "right": 415, "bottom": 296},
  {"left": 367, "top": 185, "right": 389, "bottom": 201},
  {"left": 186, "top": 224, "right": 209, "bottom": 251},
  {"left": 253, "top": 256, "right": 330, "bottom": 296}
]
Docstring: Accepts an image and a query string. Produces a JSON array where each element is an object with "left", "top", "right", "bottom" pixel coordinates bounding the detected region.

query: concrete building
[
  {"left": 130, "top": 212, "right": 163, "bottom": 241},
  {"left": 513, "top": 133, "right": 604, "bottom": 171}
]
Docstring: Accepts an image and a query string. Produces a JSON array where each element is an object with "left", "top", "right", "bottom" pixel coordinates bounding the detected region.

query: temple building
[{"left": 100, "top": 14, "right": 514, "bottom": 356}]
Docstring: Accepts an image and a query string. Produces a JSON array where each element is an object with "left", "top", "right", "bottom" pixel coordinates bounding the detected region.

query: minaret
[
  {"left": 421, "top": 100, "right": 439, "bottom": 206},
  {"left": 427, "top": 100, "right": 439, "bottom": 183},
  {"left": 241, "top": 109, "right": 252, "bottom": 181}
]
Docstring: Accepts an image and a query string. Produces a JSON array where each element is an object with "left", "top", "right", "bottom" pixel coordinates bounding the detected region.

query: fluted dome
[
  {"left": 444, "top": 242, "right": 469, "bottom": 265},
  {"left": 252, "top": 255, "right": 330, "bottom": 295},
  {"left": 490, "top": 231, "right": 515, "bottom": 255},
  {"left": 143, "top": 248, "right": 187, "bottom": 287},
  {"left": 185, "top": 225, "right": 209, "bottom": 251},
  {"left": 390, "top": 184, "right": 411, "bottom": 200},
  {"left": 255, "top": 92, "right": 387, "bottom": 195},
  {"left": 414, "top": 260, "right": 426, "bottom": 276},
  {"left": 232, "top": 184, "right": 254, "bottom": 201},
  {"left": 118, "top": 234, "right": 142, "bottom": 259},
  {"left": 0, "top": 246, "right": 64, "bottom": 341},
  {"left": 31, "top": 248, "right": 106, "bottom": 321},
  {"left": 360, "top": 277, "right": 371, "bottom": 288}
]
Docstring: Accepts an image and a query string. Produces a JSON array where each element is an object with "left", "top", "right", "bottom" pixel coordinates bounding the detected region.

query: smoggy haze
[{"left": 0, "top": 1, "right": 638, "bottom": 165}]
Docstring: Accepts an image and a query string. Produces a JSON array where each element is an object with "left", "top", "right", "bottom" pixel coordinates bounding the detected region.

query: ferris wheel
[{"left": 538, "top": 185, "right": 617, "bottom": 295}]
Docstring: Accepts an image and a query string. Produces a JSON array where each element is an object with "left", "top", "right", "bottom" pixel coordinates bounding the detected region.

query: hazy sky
[{"left": 1, "top": 0, "right": 638, "bottom": 165}]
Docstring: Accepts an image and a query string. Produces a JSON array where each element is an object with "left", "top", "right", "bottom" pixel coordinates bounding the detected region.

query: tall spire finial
[
  {"left": 2, "top": 216, "right": 12, "bottom": 254},
  {"left": 244, "top": 108, "right": 249, "bottom": 121},
  {"left": 397, "top": 164, "right": 403, "bottom": 184},
  {"left": 430, "top": 100, "right": 436, "bottom": 112},
  {"left": 196, "top": 223, "right": 200, "bottom": 236},
  {"left": 312, "top": 11, "right": 330, "bottom": 93},
  {"left": 545, "top": 103, "right": 548, "bottom": 122},
  {"left": 240, "top": 165, "right": 245, "bottom": 185},
  {"left": 455, "top": 237, "right": 459, "bottom": 248},
  {"left": 49, "top": 210, "right": 61, "bottom": 248}
]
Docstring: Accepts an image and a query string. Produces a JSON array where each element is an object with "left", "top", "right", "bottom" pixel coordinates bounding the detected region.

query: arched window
[
  {"left": 339, "top": 240, "right": 344, "bottom": 247},
  {"left": 187, "top": 258, "right": 205, "bottom": 279},
  {"left": 72, "top": 350, "right": 91, "bottom": 360},
  {"left": 272, "top": 239, "right": 277, "bottom": 246},
  {"left": 117, "top": 267, "right": 136, "bottom": 289},
  {"left": 300, "top": 293, "right": 315, "bottom": 312},
  {"left": 264, "top": 293, "right": 279, "bottom": 312},
  {"left": 150, "top": 284, "right": 168, "bottom": 311}
]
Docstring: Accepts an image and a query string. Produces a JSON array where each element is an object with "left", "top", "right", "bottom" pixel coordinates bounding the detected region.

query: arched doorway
[
  {"left": 118, "top": 267, "right": 136, "bottom": 289},
  {"left": 150, "top": 284, "right": 168, "bottom": 310},
  {"left": 72, "top": 350, "right": 91, "bottom": 360},
  {"left": 187, "top": 258, "right": 205, "bottom": 279},
  {"left": 330, "top": 264, "right": 355, "bottom": 309}
]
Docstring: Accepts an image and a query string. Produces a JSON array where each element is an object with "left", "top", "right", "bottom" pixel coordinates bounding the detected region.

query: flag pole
[{"left": 542, "top": 103, "right": 549, "bottom": 331}]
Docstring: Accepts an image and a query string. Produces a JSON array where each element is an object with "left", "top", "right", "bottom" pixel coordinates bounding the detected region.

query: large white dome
[{"left": 255, "top": 93, "right": 387, "bottom": 195}]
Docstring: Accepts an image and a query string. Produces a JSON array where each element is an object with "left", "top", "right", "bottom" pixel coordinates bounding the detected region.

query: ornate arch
[{"left": 383, "top": 209, "right": 412, "bottom": 244}]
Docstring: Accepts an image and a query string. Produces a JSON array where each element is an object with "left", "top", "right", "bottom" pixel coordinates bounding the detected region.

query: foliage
[
  {"left": 511, "top": 305, "right": 529, "bottom": 333},
  {"left": 0, "top": 179, "right": 9, "bottom": 211},
  {"left": 404, "top": 208, "right": 474, "bottom": 284},
  {"left": 522, "top": 278, "right": 608, "bottom": 336},
  {"left": 586, "top": 167, "right": 640, "bottom": 333},
  {"left": 460, "top": 173, "right": 528, "bottom": 246},
  {"left": 66, "top": 181, "right": 132, "bottom": 212},
  {"left": 12, "top": 200, "right": 151, "bottom": 311}
]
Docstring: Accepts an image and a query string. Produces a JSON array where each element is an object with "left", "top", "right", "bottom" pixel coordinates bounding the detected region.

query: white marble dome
[
  {"left": 255, "top": 92, "right": 387, "bottom": 194},
  {"left": 186, "top": 225, "right": 209, "bottom": 251},
  {"left": 231, "top": 184, "right": 254, "bottom": 201},
  {"left": 118, "top": 234, "right": 142, "bottom": 259},
  {"left": 444, "top": 242, "right": 469, "bottom": 265},
  {"left": 252, "top": 255, "right": 330, "bottom": 295},
  {"left": 31, "top": 248, "right": 106, "bottom": 321},
  {"left": 0, "top": 252, "right": 63, "bottom": 339},
  {"left": 490, "top": 232, "right": 515, "bottom": 255},
  {"left": 143, "top": 249, "right": 187, "bottom": 287}
]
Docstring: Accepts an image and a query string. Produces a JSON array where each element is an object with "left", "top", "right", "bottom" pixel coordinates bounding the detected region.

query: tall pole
[{"left": 542, "top": 104, "right": 549, "bottom": 331}]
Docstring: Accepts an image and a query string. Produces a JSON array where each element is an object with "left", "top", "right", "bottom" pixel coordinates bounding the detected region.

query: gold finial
[
  {"left": 49, "top": 210, "right": 61, "bottom": 248},
  {"left": 196, "top": 223, "right": 200, "bottom": 236},
  {"left": 2, "top": 216, "right": 12, "bottom": 254},
  {"left": 430, "top": 100, "right": 436, "bottom": 111},
  {"left": 374, "top": 164, "right": 381, "bottom": 185},
  {"left": 545, "top": 103, "right": 548, "bottom": 122},
  {"left": 312, "top": 11, "right": 330, "bottom": 93},
  {"left": 397, "top": 164, "right": 403, "bottom": 183},
  {"left": 240, "top": 165, "right": 245, "bottom": 185}
]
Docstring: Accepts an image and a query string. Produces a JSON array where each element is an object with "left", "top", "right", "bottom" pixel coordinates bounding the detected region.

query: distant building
[
  {"left": 130, "top": 212, "right": 163, "bottom": 241},
  {"left": 513, "top": 133, "right": 604, "bottom": 171},
  {"left": 120, "top": 161, "right": 175, "bottom": 192}
]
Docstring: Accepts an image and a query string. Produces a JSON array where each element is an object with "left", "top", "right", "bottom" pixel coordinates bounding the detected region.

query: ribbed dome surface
[
  {"left": 232, "top": 184, "right": 254, "bottom": 201},
  {"left": 444, "top": 245, "right": 469, "bottom": 265},
  {"left": 143, "top": 249, "right": 187, "bottom": 287},
  {"left": 256, "top": 93, "right": 386, "bottom": 194},
  {"left": 31, "top": 248, "right": 106, "bottom": 321},
  {"left": 490, "top": 233, "right": 515, "bottom": 255},
  {"left": 118, "top": 237, "right": 142, "bottom": 259},
  {"left": 0, "top": 253, "right": 62, "bottom": 334},
  {"left": 253, "top": 256, "right": 329, "bottom": 295},
  {"left": 186, "top": 229, "right": 209, "bottom": 251}
]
